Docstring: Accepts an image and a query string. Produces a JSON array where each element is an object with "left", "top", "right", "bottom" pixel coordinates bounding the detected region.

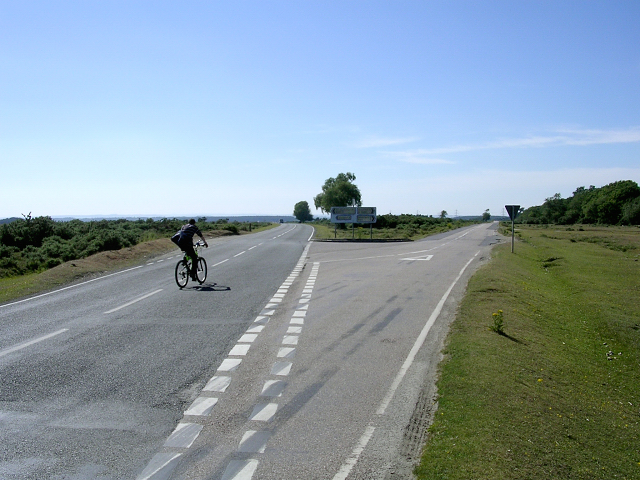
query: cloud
[
  {"left": 412, "top": 126, "right": 640, "bottom": 155},
  {"left": 349, "top": 136, "right": 419, "bottom": 148},
  {"left": 386, "top": 152, "right": 455, "bottom": 165}
]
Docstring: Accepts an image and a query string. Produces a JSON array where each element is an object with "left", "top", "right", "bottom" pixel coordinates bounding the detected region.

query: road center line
[
  {"left": 211, "top": 259, "right": 230, "bottom": 267},
  {"left": 104, "top": 289, "right": 163, "bottom": 314},
  {"left": 0, "top": 328, "right": 69, "bottom": 358}
]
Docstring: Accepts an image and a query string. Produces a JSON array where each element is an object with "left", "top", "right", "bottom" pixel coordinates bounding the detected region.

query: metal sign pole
[{"left": 505, "top": 205, "right": 520, "bottom": 253}]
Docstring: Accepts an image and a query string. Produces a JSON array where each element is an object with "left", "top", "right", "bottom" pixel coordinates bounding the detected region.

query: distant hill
[{"left": 0, "top": 217, "right": 20, "bottom": 225}]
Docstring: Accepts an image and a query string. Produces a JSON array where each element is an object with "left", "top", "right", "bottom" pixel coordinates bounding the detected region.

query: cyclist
[{"left": 176, "top": 219, "right": 208, "bottom": 280}]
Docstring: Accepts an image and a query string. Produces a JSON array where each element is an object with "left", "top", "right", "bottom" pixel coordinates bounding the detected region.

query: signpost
[
  {"left": 330, "top": 207, "right": 377, "bottom": 239},
  {"left": 505, "top": 205, "right": 520, "bottom": 253}
]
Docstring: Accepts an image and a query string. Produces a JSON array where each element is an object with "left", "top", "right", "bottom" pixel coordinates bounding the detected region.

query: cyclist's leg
[{"left": 185, "top": 245, "right": 198, "bottom": 277}]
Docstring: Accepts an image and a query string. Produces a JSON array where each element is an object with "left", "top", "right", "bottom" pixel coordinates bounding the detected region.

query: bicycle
[{"left": 175, "top": 241, "right": 207, "bottom": 288}]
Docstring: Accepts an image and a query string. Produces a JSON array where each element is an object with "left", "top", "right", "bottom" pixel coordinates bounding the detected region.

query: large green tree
[
  {"left": 519, "top": 180, "right": 640, "bottom": 225},
  {"left": 293, "top": 201, "right": 313, "bottom": 223},
  {"left": 313, "top": 172, "right": 362, "bottom": 213}
]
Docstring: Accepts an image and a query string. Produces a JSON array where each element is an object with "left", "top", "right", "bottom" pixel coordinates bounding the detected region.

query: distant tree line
[
  {"left": 0, "top": 215, "right": 257, "bottom": 278},
  {"left": 519, "top": 180, "right": 640, "bottom": 225}
]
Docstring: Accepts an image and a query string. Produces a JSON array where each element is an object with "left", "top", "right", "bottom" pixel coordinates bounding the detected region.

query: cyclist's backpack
[{"left": 171, "top": 231, "right": 181, "bottom": 246}]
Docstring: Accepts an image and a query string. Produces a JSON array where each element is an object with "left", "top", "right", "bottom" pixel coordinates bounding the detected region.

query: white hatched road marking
[
  {"left": 217, "top": 358, "right": 242, "bottom": 372},
  {"left": 249, "top": 403, "right": 278, "bottom": 422},
  {"left": 221, "top": 460, "right": 259, "bottom": 480},
  {"left": 239, "top": 431, "right": 271, "bottom": 453},
  {"left": 184, "top": 397, "right": 218, "bottom": 416},
  {"left": 204, "top": 375, "right": 232, "bottom": 392},
  {"left": 164, "top": 423, "right": 203, "bottom": 448},
  {"left": 136, "top": 452, "right": 182, "bottom": 480}
]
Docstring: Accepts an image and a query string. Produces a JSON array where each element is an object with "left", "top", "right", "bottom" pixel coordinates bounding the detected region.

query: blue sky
[{"left": 2, "top": 1, "right": 639, "bottom": 219}]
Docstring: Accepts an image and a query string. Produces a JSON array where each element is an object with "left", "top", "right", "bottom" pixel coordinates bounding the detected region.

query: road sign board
[
  {"left": 332, "top": 207, "right": 357, "bottom": 215},
  {"left": 505, "top": 205, "right": 520, "bottom": 221},
  {"left": 330, "top": 207, "right": 377, "bottom": 224}
]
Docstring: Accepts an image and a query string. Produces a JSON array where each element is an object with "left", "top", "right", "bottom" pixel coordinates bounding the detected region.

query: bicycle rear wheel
[
  {"left": 175, "top": 260, "right": 190, "bottom": 288},
  {"left": 196, "top": 257, "right": 207, "bottom": 284}
]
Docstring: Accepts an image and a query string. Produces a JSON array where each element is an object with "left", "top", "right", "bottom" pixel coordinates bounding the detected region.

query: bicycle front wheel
[
  {"left": 196, "top": 257, "right": 207, "bottom": 284},
  {"left": 175, "top": 260, "right": 190, "bottom": 288}
]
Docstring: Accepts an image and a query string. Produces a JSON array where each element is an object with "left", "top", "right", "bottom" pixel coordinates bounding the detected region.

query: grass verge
[
  {"left": 311, "top": 222, "right": 473, "bottom": 241},
  {"left": 416, "top": 225, "right": 640, "bottom": 480}
]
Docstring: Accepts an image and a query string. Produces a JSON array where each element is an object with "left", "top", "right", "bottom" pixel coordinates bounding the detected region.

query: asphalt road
[{"left": 0, "top": 222, "right": 502, "bottom": 480}]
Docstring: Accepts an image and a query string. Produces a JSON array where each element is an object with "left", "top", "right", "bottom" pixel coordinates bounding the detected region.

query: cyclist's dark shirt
[{"left": 180, "top": 223, "right": 203, "bottom": 240}]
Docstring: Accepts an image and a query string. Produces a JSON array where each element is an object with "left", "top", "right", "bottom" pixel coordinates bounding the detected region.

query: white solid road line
[
  {"left": 0, "top": 328, "right": 69, "bottom": 358},
  {"left": 376, "top": 251, "right": 479, "bottom": 415},
  {"left": 104, "top": 289, "right": 163, "bottom": 314},
  {"left": 333, "top": 251, "right": 480, "bottom": 480},
  {"left": 332, "top": 425, "right": 377, "bottom": 480},
  {"left": 0, "top": 266, "right": 144, "bottom": 309}
]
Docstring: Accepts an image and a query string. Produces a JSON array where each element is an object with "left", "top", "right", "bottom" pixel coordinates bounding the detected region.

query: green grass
[
  {"left": 311, "top": 221, "right": 472, "bottom": 240},
  {"left": 416, "top": 225, "right": 640, "bottom": 480}
]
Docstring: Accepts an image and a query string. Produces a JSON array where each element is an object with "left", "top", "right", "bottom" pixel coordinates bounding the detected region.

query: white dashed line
[
  {"left": 277, "top": 347, "right": 296, "bottom": 358},
  {"left": 249, "top": 403, "right": 278, "bottom": 422},
  {"left": 239, "top": 431, "right": 271, "bottom": 453},
  {"left": 164, "top": 423, "right": 203, "bottom": 448},
  {"left": 229, "top": 344, "right": 251, "bottom": 356},
  {"left": 104, "top": 289, "right": 163, "bottom": 314},
  {"left": 221, "top": 459, "right": 259, "bottom": 480},
  {"left": 204, "top": 376, "right": 232, "bottom": 392},
  {"left": 218, "top": 358, "right": 242, "bottom": 372},
  {"left": 271, "top": 361, "right": 292, "bottom": 376},
  {"left": 0, "top": 328, "right": 69, "bottom": 358},
  {"left": 261, "top": 380, "right": 286, "bottom": 397},
  {"left": 238, "top": 333, "right": 258, "bottom": 343},
  {"left": 185, "top": 397, "right": 219, "bottom": 416},
  {"left": 136, "top": 452, "right": 182, "bottom": 480}
]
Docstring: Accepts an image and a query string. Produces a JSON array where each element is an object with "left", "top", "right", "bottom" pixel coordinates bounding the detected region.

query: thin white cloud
[
  {"left": 413, "top": 126, "right": 640, "bottom": 155},
  {"left": 349, "top": 136, "right": 419, "bottom": 148},
  {"left": 388, "top": 153, "right": 455, "bottom": 165}
]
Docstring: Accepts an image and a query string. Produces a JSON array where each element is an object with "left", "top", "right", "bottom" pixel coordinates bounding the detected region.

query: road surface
[{"left": 0, "top": 222, "right": 502, "bottom": 479}]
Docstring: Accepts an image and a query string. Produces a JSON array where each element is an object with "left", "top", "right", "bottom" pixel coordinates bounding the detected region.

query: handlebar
[{"left": 194, "top": 240, "right": 208, "bottom": 247}]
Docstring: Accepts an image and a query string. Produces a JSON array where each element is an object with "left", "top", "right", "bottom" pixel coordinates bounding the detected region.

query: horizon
[{"left": 2, "top": 1, "right": 639, "bottom": 219}]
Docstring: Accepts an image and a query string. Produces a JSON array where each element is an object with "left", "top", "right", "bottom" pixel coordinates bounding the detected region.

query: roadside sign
[
  {"left": 505, "top": 205, "right": 520, "bottom": 221},
  {"left": 505, "top": 204, "right": 520, "bottom": 253},
  {"left": 330, "top": 206, "right": 378, "bottom": 239},
  {"left": 330, "top": 207, "right": 377, "bottom": 224},
  {"left": 331, "top": 207, "right": 357, "bottom": 216}
]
